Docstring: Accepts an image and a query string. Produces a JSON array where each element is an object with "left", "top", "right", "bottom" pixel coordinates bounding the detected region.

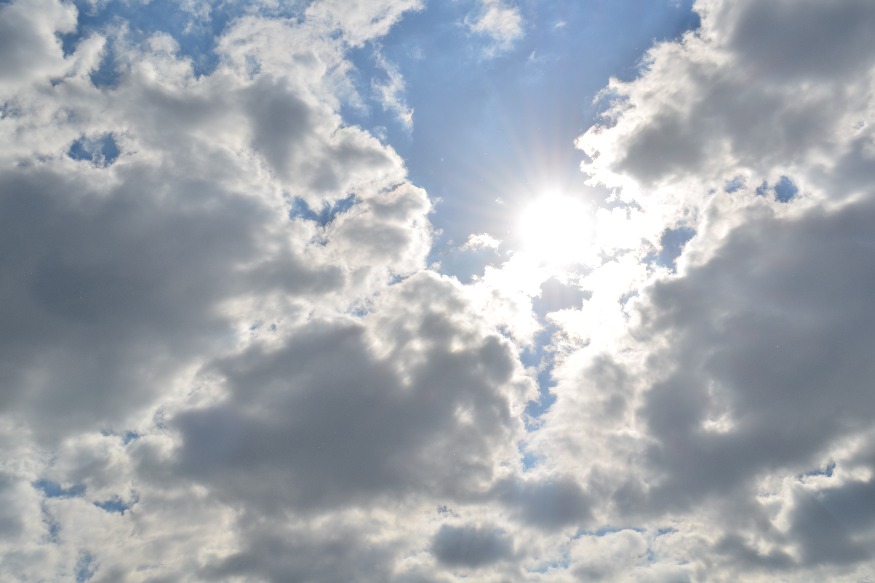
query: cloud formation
[
  {"left": 531, "top": 0, "right": 875, "bottom": 579},
  {"left": 2, "top": 0, "right": 875, "bottom": 581},
  {"left": 464, "top": 0, "right": 524, "bottom": 56}
]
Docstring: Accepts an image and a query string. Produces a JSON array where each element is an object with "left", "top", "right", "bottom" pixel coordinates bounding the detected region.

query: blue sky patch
[
  {"left": 33, "top": 480, "right": 86, "bottom": 499},
  {"left": 774, "top": 175, "right": 799, "bottom": 202},
  {"left": 94, "top": 496, "right": 134, "bottom": 515},
  {"left": 75, "top": 552, "right": 96, "bottom": 583},
  {"left": 289, "top": 194, "right": 358, "bottom": 227},
  {"left": 649, "top": 226, "right": 696, "bottom": 269},
  {"left": 67, "top": 133, "right": 120, "bottom": 166},
  {"left": 724, "top": 175, "right": 745, "bottom": 192}
]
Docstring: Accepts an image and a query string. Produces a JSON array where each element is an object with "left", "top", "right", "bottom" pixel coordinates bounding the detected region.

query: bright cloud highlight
[{"left": 2, "top": 0, "right": 875, "bottom": 581}]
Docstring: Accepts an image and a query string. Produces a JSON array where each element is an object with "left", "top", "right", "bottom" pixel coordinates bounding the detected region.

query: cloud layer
[{"left": 2, "top": 0, "right": 875, "bottom": 581}]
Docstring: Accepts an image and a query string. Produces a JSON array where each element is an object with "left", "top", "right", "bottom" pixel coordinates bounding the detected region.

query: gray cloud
[
  {"left": 201, "top": 520, "right": 399, "bottom": 583},
  {"left": 243, "top": 75, "right": 405, "bottom": 198},
  {"left": 494, "top": 475, "right": 592, "bottom": 530},
  {"left": 529, "top": 0, "right": 875, "bottom": 579},
  {"left": 0, "top": 1, "right": 454, "bottom": 579},
  {"left": 724, "top": 0, "right": 875, "bottom": 81},
  {"left": 5, "top": 0, "right": 875, "bottom": 581},
  {"left": 0, "top": 165, "right": 274, "bottom": 439},
  {"left": 537, "top": 177, "right": 875, "bottom": 575},
  {"left": 431, "top": 524, "right": 512, "bottom": 568},
  {"left": 167, "top": 273, "right": 528, "bottom": 512},
  {"left": 579, "top": 0, "right": 875, "bottom": 206},
  {"left": 639, "top": 197, "right": 875, "bottom": 507},
  {"left": 0, "top": 0, "right": 76, "bottom": 92}
]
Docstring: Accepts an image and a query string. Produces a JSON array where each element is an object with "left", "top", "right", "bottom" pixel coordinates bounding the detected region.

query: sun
[{"left": 517, "top": 192, "right": 593, "bottom": 267}]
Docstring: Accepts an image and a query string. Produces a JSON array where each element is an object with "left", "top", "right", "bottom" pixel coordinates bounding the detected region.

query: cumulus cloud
[
  {"left": 0, "top": 0, "right": 443, "bottom": 578},
  {"left": 521, "top": 0, "right": 875, "bottom": 579},
  {"left": 0, "top": 0, "right": 77, "bottom": 93},
  {"left": 167, "top": 273, "right": 531, "bottom": 513},
  {"left": 0, "top": 0, "right": 544, "bottom": 579},
  {"left": 3, "top": 0, "right": 875, "bottom": 581},
  {"left": 462, "top": 232, "right": 501, "bottom": 251}
]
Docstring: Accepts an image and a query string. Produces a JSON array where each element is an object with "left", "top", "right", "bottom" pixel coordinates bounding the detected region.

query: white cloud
[
  {"left": 373, "top": 51, "right": 415, "bottom": 128},
  {"left": 305, "top": 0, "right": 425, "bottom": 48},
  {"left": 166, "top": 273, "right": 532, "bottom": 511},
  {"left": 462, "top": 232, "right": 501, "bottom": 251},
  {"left": 521, "top": 0, "right": 875, "bottom": 579},
  {"left": 0, "top": 0, "right": 447, "bottom": 579},
  {"left": 4, "top": 0, "right": 875, "bottom": 580},
  {"left": 0, "top": 0, "right": 77, "bottom": 94},
  {"left": 0, "top": 1, "right": 545, "bottom": 578},
  {"left": 464, "top": 0, "right": 524, "bottom": 56}
]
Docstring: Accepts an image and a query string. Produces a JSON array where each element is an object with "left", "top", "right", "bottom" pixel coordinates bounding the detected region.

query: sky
[{"left": 2, "top": 0, "right": 875, "bottom": 581}]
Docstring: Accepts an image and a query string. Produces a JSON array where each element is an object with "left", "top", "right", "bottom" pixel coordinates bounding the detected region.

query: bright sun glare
[{"left": 517, "top": 193, "right": 592, "bottom": 266}]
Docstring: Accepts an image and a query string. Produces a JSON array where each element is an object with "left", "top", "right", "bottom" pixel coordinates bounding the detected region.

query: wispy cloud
[
  {"left": 373, "top": 51, "right": 414, "bottom": 128},
  {"left": 464, "top": 0, "right": 524, "bottom": 56}
]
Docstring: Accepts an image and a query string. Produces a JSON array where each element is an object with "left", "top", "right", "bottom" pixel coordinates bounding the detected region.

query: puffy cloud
[
  {"left": 0, "top": 0, "right": 77, "bottom": 93},
  {"left": 0, "top": 0, "right": 450, "bottom": 579},
  {"left": 4, "top": 0, "right": 875, "bottom": 580},
  {"left": 0, "top": 1, "right": 548, "bottom": 578},
  {"left": 523, "top": 0, "right": 875, "bottom": 579},
  {"left": 578, "top": 0, "right": 875, "bottom": 238},
  {"left": 0, "top": 0, "right": 435, "bottom": 455},
  {"left": 166, "top": 273, "right": 531, "bottom": 513},
  {"left": 628, "top": 198, "right": 875, "bottom": 517},
  {"left": 464, "top": 0, "right": 524, "bottom": 56},
  {"left": 462, "top": 232, "right": 501, "bottom": 251}
]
